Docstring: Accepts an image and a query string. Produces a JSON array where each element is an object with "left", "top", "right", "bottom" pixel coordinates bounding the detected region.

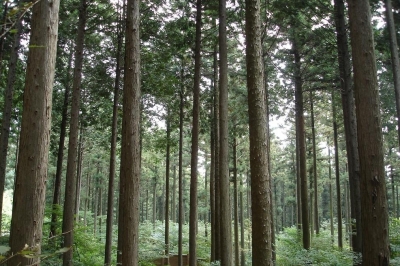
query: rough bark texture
[
  {"left": 104, "top": 23, "right": 122, "bottom": 265},
  {"left": 384, "top": 0, "right": 400, "bottom": 149},
  {"left": 119, "top": 0, "right": 141, "bottom": 263},
  {"left": 333, "top": 0, "right": 362, "bottom": 253},
  {"left": 8, "top": 0, "right": 60, "bottom": 264},
  {"left": 189, "top": 0, "right": 202, "bottom": 264},
  {"left": 347, "top": 0, "right": 390, "bottom": 264},
  {"left": 292, "top": 38, "right": 310, "bottom": 250},
  {"left": 245, "top": 0, "right": 273, "bottom": 264},
  {"left": 50, "top": 46, "right": 72, "bottom": 238},
  {"left": 62, "top": 0, "right": 86, "bottom": 264},
  {"left": 0, "top": 4, "right": 23, "bottom": 233},
  {"left": 219, "top": 0, "right": 232, "bottom": 264}
]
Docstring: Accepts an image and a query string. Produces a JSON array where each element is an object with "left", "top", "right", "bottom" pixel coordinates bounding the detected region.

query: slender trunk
[
  {"left": 293, "top": 37, "right": 310, "bottom": 250},
  {"left": 219, "top": 0, "right": 232, "bottom": 263},
  {"left": 233, "top": 137, "right": 239, "bottom": 266},
  {"left": 392, "top": 166, "right": 396, "bottom": 215},
  {"left": 328, "top": 141, "right": 334, "bottom": 243},
  {"left": 189, "top": 0, "right": 201, "bottom": 263},
  {"left": 240, "top": 177, "right": 245, "bottom": 266},
  {"left": 165, "top": 113, "right": 171, "bottom": 261},
  {"left": 0, "top": 3, "right": 23, "bottom": 234},
  {"left": 178, "top": 66, "right": 184, "bottom": 266},
  {"left": 310, "top": 91, "right": 319, "bottom": 234},
  {"left": 384, "top": 0, "right": 400, "bottom": 149},
  {"left": 172, "top": 165, "right": 176, "bottom": 223},
  {"left": 62, "top": 0, "right": 86, "bottom": 263},
  {"left": 0, "top": 2, "right": 8, "bottom": 70},
  {"left": 296, "top": 136, "right": 302, "bottom": 230},
  {"left": 332, "top": 92, "right": 343, "bottom": 249},
  {"left": 104, "top": 13, "right": 122, "bottom": 264},
  {"left": 84, "top": 172, "right": 90, "bottom": 227},
  {"left": 75, "top": 126, "right": 84, "bottom": 222},
  {"left": 334, "top": 0, "right": 362, "bottom": 253},
  {"left": 50, "top": 45, "right": 73, "bottom": 238}
]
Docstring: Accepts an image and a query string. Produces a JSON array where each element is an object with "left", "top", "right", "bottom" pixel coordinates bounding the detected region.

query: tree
[
  {"left": 245, "top": 0, "right": 273, "bottom": 263},
  {"left": 347, "top": 0, "right": 390, "bottom": 264},
  {"left": 8, "top": 0, "right": 60, "bottom": 263},
  {"left": 62, "top": 0, "right": 87, "bottom": 263},
  {"left": 189, "top": 0, "right": 202, "bottom": 264},
  {"left": 118, "top": 0, "right": 141, "bottom": 263}
]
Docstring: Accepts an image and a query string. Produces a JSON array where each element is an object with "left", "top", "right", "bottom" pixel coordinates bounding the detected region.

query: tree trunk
[
  {"left": 240, "top": 177, "right": 245, "bottom": 266},
  {"left": 119, "top": 0, "right": 141, "bottom": 262},
  {"left": 245, "top": 0, "right": 273, "bottom": 263},
  {"left": 384, "top": 0, "right": 400, "bottom": 150},
  {"left": 328, "top": 141, "right": 334, "bottom": 243},
  {"left": 165, "top": 112, "right": 171, "bottom": 261},
  {"left": 75, "top": 126, "right": 84, "bottom": 222},
  {"left": 293, "top": 37, "right": 310, "bottom": 250},
  {"left": 8, "top": 0, "right": 60, "bottom": 263},
  {"left": 233, "top": 137, "right": 239, "bottom": 266},
  {"left": 333, "top": 0, "right": 362, "bottom": 254},
  {"left": 332, "top": 92, "right": 343, "bottom": 249},
  {"left": 178, "top": 64, "right": 184, "bottom": 266},
  {"left": 310, "top": 91, "right": 319, "bottom": 234},
  {"left": 189, "top": 0, "right": 202, "bottom": 264},
  {"left": 104, "top": 11, "right": 123, "bottom": 264},
  {"left": 347, "top": 0, "right": 390, "bottom": 263},
  {"left": 62, "top": 0, "right": 86, "bottom": 264},
  {"left": 219, "top": 0, "right": 232, "bottom": 264},
  {"left": 0, "top": 2, "right": 23, "bottom": 234},
  {"left": 50, "top": 45, "right": 73, "bottom": 238},
  {"left": 0, "top": 2, "right": 8, "bottom": 72}
]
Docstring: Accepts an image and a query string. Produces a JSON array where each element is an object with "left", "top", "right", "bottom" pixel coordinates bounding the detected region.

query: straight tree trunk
[
  {"left": 50, "top": 45, "right": 73, "bottom": 238},
  {"left": 104, "top": 13, "right": 123, "bottom": 264},
  {"left": 328, "top": 141, "right": 334, "bottom": 243},
  {"left": 233, "top": 137, "right": 239, "bottom": 266},
  {"left": 172, "top": 165, "right": 176, "bottom": 223},
  {"left": 240, "top": 177, "right": 245, "bottom": 266},
  {"left": 333, "top": 0, "right": 362, "bottom": 253},
  {"left": 119, "top": 0, "right": 141, "bottom": 262},
  {"left": 219, "top": 0, "right": 232, "bottom": 264},
  {"left": 293, "top": 37, "right": 310, "bottom": 250},
  {"left": 332, "top": 92, "right": 343, "bottom": 249},
  {"left": 8, "top": 0, "right": 60, "bottom": 263},
  {"left": 178, "top": 65, "right": 184, "bottom": 266},
  {"left": 384, "top": 0, "right": 400, "bottom": 149},
  {"left": 0, "top": 2, "right": 23, "bottom": 233},
  {"left": 310, "top": 91, "right": 319, "bottom": 234},
  {"left": 62, "top": 0, "right": 86, "bottom": 263},
  {"left": 189, "top": 0, "right": 202, "bottom": 264},
  {"left": 165, "top": 113, "right": 171, "bottom": 261},
  {"left": 245, "top": 0, "right": 273, "bottom": 263},
  {"left": 212, "top": 29, "right": 221, "bottom": 262},
  {"left": 347, "top": 0, "right": 390, "bottom": 264},
  {"left": 75, "top": 126, "right": 84, "bottom": 222},
  {"left": 0, "top": 2, "right": 8, "bottom": 71}
]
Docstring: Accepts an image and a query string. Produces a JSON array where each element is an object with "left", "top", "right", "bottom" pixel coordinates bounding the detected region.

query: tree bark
[
  {"left": 165, "top": 112, "right": 171, "bottom": 262},
  {"left": 75, "top": 126, "right": 84, "bottom": 222},
  {"left": 62, "top": 0, "right": 86, "bottom": 263},
  {"left": 219, "top": 0, "right": 232, "bottom": 264},
  {"left": 333, "top": 0, "right": 362, "bottom": 253},
  {"left": 8, "top": 0, "right": 60, "bottom": 263},
  {"left": 347, "top": 0, "right": 390, "bottom": 264},
  {"left": 178, "top": 64, "right": 184, "bottom": 266},
  {"left": 189, "top": 0, "right": 202, "bottom": 264},
  {"left": 104, "top": 12, "right": 123, "bottom": 264},
  {"left": 310, "top": 91, "right": 319, "bottom": 234},
  {"left": 0, "top": 2, "right": 23, "bottom": 233},
  {"left": 245, "top": 0, "right": 273, "bottom": 263},
  {"left": 293, "top": 37, "right": 310, "bottom": 250},
  {"left": 119, "top": 0, "right": 141, "bottom": 262}
]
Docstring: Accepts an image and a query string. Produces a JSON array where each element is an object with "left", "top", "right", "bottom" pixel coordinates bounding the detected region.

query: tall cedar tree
[
  {"left": 347, "top": 0, "right": 390, "bottom": 264},
  {"left": 8, "top": 0, "right": 60, "bottom": 264},
  {"left": 384, "top": 0, "right": 400, "bottom": 149},
  {"left": 119, "top": 0, "right": 141, "bottom": 262},
  {"left": 292, "top": 37, "right": 310, "bottom": 250},
  {"left": 104, "top": 8, "right": 123, "bottom": 264},
  {"left": 333, "top": 0, "right": 362, "bottom": 253},
  {"left": 245, "top": 0, "right": 273, "bottom": 263},
  {"left": 189, "top": 0, "right": 202, "bottom": 264},
  {"left": 62, "top": 0, "right": 87, "bottom": 264},
  {"left": 0, "top": 0, "right": 23, "bottom": 232}
]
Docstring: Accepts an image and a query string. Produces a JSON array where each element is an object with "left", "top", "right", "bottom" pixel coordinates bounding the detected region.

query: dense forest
[{"left": 0, "top": 0, "right": 399, "bottom": 265}]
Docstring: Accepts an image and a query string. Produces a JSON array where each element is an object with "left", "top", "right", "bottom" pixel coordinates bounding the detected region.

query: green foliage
[
  {"left": 390, "top": 218, "right": 400, "bottom": 261},
  {"left": 276, "top": 227, "right": 359, "bottom": 266}
]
